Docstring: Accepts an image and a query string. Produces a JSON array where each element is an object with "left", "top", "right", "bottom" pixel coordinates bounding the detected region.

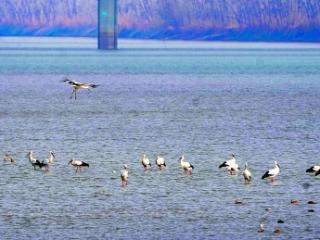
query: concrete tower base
[{"left": 98, "top": 0, "right": 118, "bottom": 50}]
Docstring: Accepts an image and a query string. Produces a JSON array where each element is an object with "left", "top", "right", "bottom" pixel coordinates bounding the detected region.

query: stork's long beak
[
  {"left": 61, "top": 77, "right": 69, "bottom": 82},
  {"left": 51, "top": 152, "right": 56, "bottom": 158}
]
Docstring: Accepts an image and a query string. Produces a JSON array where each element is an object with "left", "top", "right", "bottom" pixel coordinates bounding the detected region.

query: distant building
[{"left": 98, "top": 0, "right": 117, "bottom": 49}]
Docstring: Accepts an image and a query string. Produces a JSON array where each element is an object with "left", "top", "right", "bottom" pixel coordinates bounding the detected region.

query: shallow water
[{"left": 0, "top": 38, "right": 319, "bottom": 239}]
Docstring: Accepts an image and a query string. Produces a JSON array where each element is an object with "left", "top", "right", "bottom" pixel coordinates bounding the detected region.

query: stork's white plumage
[
  {"left": 242, "top": 162, "right": 252, "bottom": 184},
  {"left": 261, "top": 161, "right": 280, "bottom": 181},
  {"left": 27, "top": 151, "right": 37, "bottom": 163},
  {"left": 62, "top": 77, "right": 99, "bottom": 100},
  {"left": 179, "top": 155, "right": 194, "bottom": 174},
  {"left": 68, "top": 158, "right": 89, "bottom": 173},
  {"left": 155, "top": 155, "right": 166, "bottom": 170},
  {"left": 27, "top": 151, "right": 41, "bottom": 169},
  {"left": 257, "top": 223, "right": 264, "bottom": 233},
  {"left": 219, "top": 154, "right": 239, "bottom": 175},
  {"left": 219, "top": 154, "right": 236, "bottom": 168},
  {"left": 47, "top": 151, "right": 55, "bottom": 164},
  {"left": 141, "top": 154, "right": 151, "bottom": 170},
  {"left": 228, "top": 161, "right": 239, "bottom": 175},
  {"left": 121, "top": 164, "right": 129, "bottom": 186}
]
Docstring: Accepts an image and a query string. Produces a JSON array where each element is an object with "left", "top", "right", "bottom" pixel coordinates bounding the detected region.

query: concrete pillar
[{"left": 98, "top": 0, "right": 118, "bottom": 50}]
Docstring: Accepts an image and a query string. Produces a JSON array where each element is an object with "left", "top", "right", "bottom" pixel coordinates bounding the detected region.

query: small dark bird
[
  {"left": 234, "top": 199, "right": 243, "bottom": 205},
  {"left": 274, "top": 228, "right": 282, "bottom": 235},
  {"left": 291, "top": 199, "right": 299, "bottom": 205},
  {"left": 62, "top": 77, "right": 99, "bottom": 100},
  {"left": 302, "top": 182, "right": 312, "bottom": 189}
]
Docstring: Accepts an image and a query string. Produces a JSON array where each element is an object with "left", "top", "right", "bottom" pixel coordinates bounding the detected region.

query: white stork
[
  {"left": 155, "top": 155, "right": 166, "bottom": 170},
  {"left": 120, "top": 164, "right": 129, "bottom": 187},
  {"left": 242, "top": 162, "right": 252, "bottom": 184},
  {"left": 68, "top": 158, "right": 90, "bottom": 173},
  {"left": 219, "top": 154, "right": 239, "bottom": 175},
  {"left": 140, "top": 153, "right": 151, "bottom": 170},
  {"left": 179, "top": 155, "right": 194, "bottom": 174},
  {"left": 47, "top": 151, "right": 55, "bottom": 164},
  {"left": 261, "top": 161, "right": 280, "bottom": 182},
  {"left": 26, "top": 151, "right": 49, "bottom": 171},
  {"left": 62, "top": 77, "right": 99, "bottom": 100},
  {"left": 26, "top": 151, "right": 41, "bottom": 169}
]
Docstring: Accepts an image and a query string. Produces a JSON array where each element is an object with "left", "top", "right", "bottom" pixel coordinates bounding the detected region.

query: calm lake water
[{"left": 0, "top": 37, "right": 319, "bottom": 239}]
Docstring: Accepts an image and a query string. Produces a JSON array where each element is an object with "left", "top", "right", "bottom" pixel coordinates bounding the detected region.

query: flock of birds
[
  {"left": 3, "top": 150, "right": 319, "bottom": 188},
  {"left": 4, "top": 148, "right": 317, "bottom": 235},
  {"left": 2, "top": 77, "right": 319, "bottom": 236},
  {"left": 53, "top": 78, "right": 319, "bottom": 180},
  {"left": 50, "top": 78, "right": 320, "bottom": 180}
]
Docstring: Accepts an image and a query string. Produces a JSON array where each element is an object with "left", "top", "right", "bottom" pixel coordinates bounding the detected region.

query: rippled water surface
[{"left": 0, "top": 38, "right": 320, "bottom": 239}]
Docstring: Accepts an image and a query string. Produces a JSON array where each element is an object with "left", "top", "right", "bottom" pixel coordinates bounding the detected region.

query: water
[{"left": 0, "top": 37, "right": 319, "bottom": 239}]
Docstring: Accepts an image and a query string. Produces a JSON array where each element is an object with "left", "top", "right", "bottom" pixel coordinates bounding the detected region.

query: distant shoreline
[
  {"left": 1, "top": 26, "right": 320, "bottom": 44},
  {"left": 1, "top": 37, "right": 320, "bottom": 50}
]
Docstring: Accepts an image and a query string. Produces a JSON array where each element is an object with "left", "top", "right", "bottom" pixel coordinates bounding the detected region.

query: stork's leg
[
  {"left": 70, "top": 90, "right": 75, "bottom": 99},
  {"left": 87, "top": 89, "right": 92, "bottom": 96},
  {"left": 75, "top": 90, "right": 77, "bottom": 100},
  {"left": 122, "top": 180, "right": 128, "bottom": 187}
]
